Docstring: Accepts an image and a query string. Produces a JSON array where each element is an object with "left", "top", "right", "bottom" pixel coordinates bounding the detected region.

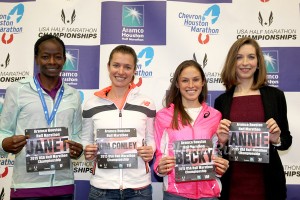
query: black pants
[{"left": 11, "top": 194, "right": 73, "bottom": 200}]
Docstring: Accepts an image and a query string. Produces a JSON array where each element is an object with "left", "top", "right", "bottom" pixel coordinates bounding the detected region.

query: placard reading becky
[{"left": 174, "top": 139, "right": 215, "bottom": 182}]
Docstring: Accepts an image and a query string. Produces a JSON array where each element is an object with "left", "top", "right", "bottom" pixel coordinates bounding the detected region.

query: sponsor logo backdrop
[{"left": 0, "top": 0, "right": 300, "bottom": 200}]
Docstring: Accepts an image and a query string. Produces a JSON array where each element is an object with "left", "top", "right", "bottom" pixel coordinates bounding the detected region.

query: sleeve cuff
[{"left": 272, "top": 137, "right": 281, "bottom": 147}]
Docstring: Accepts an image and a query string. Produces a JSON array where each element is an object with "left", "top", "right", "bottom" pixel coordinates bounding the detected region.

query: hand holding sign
[
  {"left": 216, "top": 119, "right": 231, "bottom": 145},
  {"left": 213, "top": 156, "right": 229, "bottom": 176},
  {"left": 2, "top": 135, "right": 29, "bottom": 154},
  {"left": 66, "top": 140, "right": 83, "bottom": 159},
  {"left": 157, "top": 156, "right": 176, "bottom": 175},
  {"left": 266, "top": 118, "right": 281, "bottom": 145},
  {"left": 137, "top": 142, "right": 153, "bottom": 162},
  {"left": 84, "top": 144, "right": 98, "bottom": 161}
]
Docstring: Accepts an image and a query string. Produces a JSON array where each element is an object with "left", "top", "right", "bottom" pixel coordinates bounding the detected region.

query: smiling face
[
  {"left": 177, "top": 66, "right": 204, "bottom": 108},
  {"left": 108, "top": 52, "right": 136, "bottom": 90},
  {"left": 235, "top": 44, "right": 258, "bottom": 83},
  {"left": 35, "top": 39, "right": 65, "bottom": 79}
]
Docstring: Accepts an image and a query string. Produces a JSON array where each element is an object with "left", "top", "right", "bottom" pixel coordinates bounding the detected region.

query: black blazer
[{"left": 214, "top": 86, "right": 292, "bottom": 200}]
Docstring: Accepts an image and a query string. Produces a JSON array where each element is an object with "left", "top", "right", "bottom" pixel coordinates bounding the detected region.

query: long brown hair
[
  {"left": 166, "top": 60, "right": 207, "bottom": 130},
  {"left": 221, "top": 37, "right": 267, "bottom": 91}
]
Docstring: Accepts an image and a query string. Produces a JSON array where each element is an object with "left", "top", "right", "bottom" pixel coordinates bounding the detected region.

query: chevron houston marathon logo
[
  {"left": 0, "top": 153, "right": 14, "bottom": 180},
  {"left": 122, "top": 5, "right": 145, "bottom": 42},
  {"left": 136, "top": 47, "right": 153, "bottom": 78},
  {"left": 0, "top": 167, "right": 8, "bottom": 179},
  {"left": 178, "top": 4, "right": 221, "bottom": 45},
  {"left": 0, "top": 3, "right": 25, "bottom": 44}
]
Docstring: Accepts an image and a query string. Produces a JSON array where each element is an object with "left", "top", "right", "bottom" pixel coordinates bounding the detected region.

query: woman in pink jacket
[{"left": 154, "top": 60, "right": 229, "bottom": 200}]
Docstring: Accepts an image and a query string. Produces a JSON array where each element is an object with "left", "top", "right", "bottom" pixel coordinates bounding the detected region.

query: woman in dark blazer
[{"left": 214, "top": 37, "right": 292, "bottom": 200}]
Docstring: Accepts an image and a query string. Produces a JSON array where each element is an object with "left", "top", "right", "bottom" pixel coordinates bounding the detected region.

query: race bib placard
[
  {"left": 96, "top": 128, "right": 138, "bottom": 169},
  {"left": 228, "top": 122, "right": 269, "bottom": 163},
  {"left": 173, "top": 139, "right": 215, "bottom": 182},
  {"left": 25, "top": 127, "right": 70, "bottom": 172}
]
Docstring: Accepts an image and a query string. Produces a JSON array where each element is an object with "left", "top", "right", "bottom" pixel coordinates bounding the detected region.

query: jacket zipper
[{"left": 119, "top": 109, "right": 123, "bottom": 190}]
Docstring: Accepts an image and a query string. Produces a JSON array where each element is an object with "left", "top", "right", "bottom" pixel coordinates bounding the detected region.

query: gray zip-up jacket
[{"left": 0, "top": 77, "right": 82, "bottom": 188}]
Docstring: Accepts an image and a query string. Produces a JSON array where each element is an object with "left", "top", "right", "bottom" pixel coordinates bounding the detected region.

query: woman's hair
[
  {"left": 221, "top": 37, "right": 267, "bottom": 91},
  {"left": 34, "top": 34, "right": 66, "bottom": 59},
  {"left": 166, "top": 60, "right": 207, "bottom": 130},
  {"left": 108, "top": 45, "right": 138, "bottom": 70}
]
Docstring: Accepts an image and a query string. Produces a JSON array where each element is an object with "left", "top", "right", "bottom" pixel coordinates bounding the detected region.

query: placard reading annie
[
  {"left": 173, "top": 139, "right": 215, "bottom": 182},
  {"left": 96, "top": 128, "right": 138, "bottom": 169},
  {"left": 25, "top": 127, "right": 70, "bottom": 172},
  {"left": 228, "top": 122, "right": 269, "bottom": 163}
]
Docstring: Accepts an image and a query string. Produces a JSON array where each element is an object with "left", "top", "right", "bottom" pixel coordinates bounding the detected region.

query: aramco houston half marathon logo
[
  {"left": 122, "top": 5, "right": 145, "bottom": 42},
  {"left": 0, "top": 3, "right": 24, "bottom": 44},
  {"left": 178, "top": 4, "right": 220, "bottom": 45},
  {"left": 263, "top": 50, "right": 279, "bottom": 87},
  {"left": 63, "top": 49, "right": 79, "bottom": 71},
  {"left": 0, "top": 92, "right": 5, "bottom": 115},
  {"left": 122, "top": 5, "right": 144, "bottom": 27},
  {"left": 60, "top": 49, "right": 79, "bottom": 86},
  {"left": 264, "top": 51, "right": 279, "bottom": 73}
]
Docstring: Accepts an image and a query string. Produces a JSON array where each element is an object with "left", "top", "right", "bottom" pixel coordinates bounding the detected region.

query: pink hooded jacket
[{"left": 154, "top": 102, "right": 222, "bottom": 199}]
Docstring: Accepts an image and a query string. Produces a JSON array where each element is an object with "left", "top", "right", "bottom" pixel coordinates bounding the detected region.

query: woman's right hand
[
  {"left": 217, "top": 119, "right": 231, "bottom": 145},
  {"left": 2, "top": 135, "right": 29, "bottom": 154},
  {"left": 84, "top": 144, "right": 98, "bottom": 161},
  {"left": 157, "top": 156, "right": 176, "bottom": 175}
]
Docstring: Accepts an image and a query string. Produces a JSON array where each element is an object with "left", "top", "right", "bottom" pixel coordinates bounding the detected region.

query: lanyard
[{"left": 33, "top": 77, "right": 64, "bottom": 125}]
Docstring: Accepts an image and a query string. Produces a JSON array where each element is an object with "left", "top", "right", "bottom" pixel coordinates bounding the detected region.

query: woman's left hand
[
  {"left": 266, "top": 118, "right": 281, "bottom": 144},
  {"left": 137, "top": 146, "right": 154, "bottom": 162},
  {"left": 213, "top": 156, "right": 229, "bottom": 176}
]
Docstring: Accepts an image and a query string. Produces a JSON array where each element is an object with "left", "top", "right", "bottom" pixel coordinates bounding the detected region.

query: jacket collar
[
  {"left": 94, "top": 77, "right": 142, "bottom": 98},
  {"left": 20, "top": 77, "right": 72, "bottom": 95}
]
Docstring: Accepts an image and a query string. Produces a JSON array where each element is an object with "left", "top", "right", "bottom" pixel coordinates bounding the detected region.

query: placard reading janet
[
  {"left": 96, "top": 128, "right": 138, "bottom": 169},
  {"left": 25, "top": 127, "right": 70, "bottom": 172},
  {"left": 228, "top": 122, "right": 269, "bottom": 163},
  {"left": 174, "top": 139, "right": 215, "bottom": 182}
]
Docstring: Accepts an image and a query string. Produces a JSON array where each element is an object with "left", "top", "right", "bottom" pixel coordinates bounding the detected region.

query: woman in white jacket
[{"left": 82, "top": 45, "right": 156, "bottom": 200}]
